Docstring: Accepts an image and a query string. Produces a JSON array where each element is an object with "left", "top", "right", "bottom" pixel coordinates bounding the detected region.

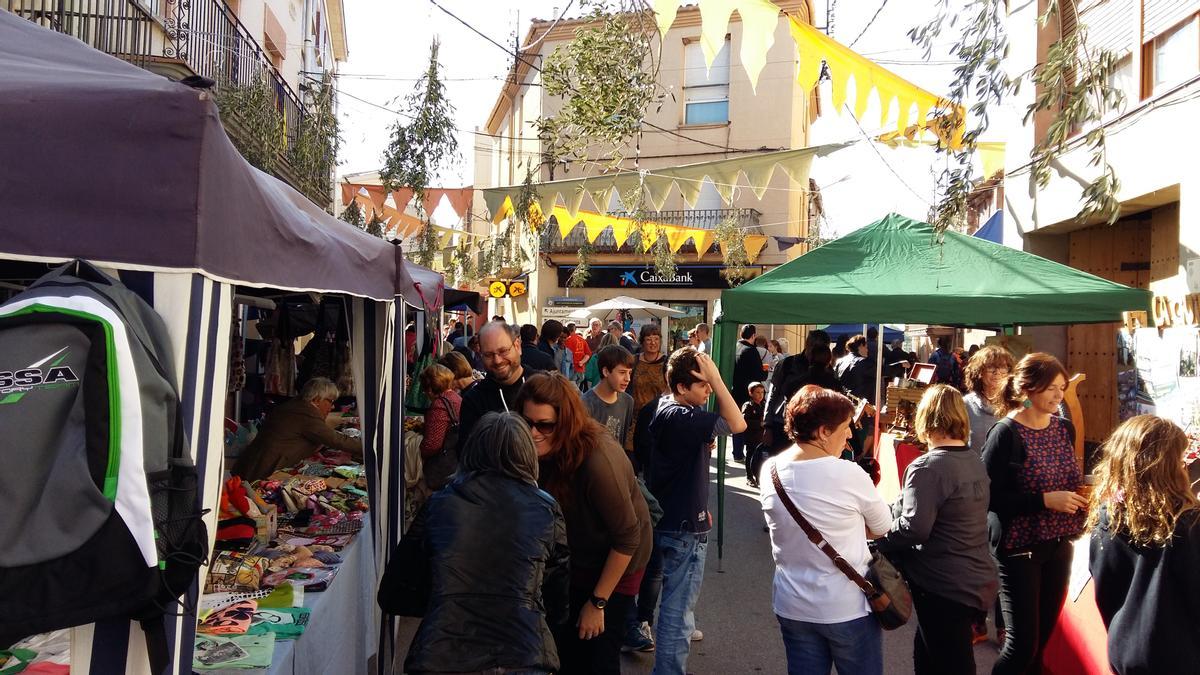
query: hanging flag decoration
[
  {"left": 665, "top": 225, "right": 692, "bottom": 253},
  {"left": 744, "top": 235, "right": 768, "bottom": 262},
  {"left": 788, "top": 17, "right": 962, "bottom": 145},
  {"left": 692, "top": 229, "right": 715, "bottom": 260},
  {"left": 772, "top": 235, "right": 804, "bottom": 252},
  {"left": 878, "top": 135, "right": 1005, "bottom": 179},
  {"left": 338, "top": 183, "right": 474, "bottom": 221},
  {"left": 482, "top": 142, "right": 850, "bottom": 222}
]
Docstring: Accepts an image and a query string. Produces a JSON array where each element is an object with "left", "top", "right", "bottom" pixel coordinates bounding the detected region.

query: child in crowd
[
  {"left": 740, "top": 382, "right": 765, "bottom": 465},
  {"left": 581, "top": 345, "right": 636, "bottom": 449}
]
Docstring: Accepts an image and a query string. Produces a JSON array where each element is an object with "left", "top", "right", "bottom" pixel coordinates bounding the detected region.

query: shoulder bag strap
[
  {"left": 439, "top": 394, "right": 459, "bottom": 426},
  {"left": 770, "top": 464, "right": 878, "bottom": 598}
]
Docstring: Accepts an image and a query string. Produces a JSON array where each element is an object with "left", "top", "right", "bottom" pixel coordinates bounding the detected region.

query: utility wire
[
  {"left": 844, "top": 104, "right": 930, "bottom": 206},
  {"left": 428, "top": 0, "right": 543, "bottom": 75},
  {"left": 848, "top": 0, "right": 889, "bottom": 48}
]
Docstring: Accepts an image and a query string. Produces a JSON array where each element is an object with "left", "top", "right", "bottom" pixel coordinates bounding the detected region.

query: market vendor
[{"left": 232, "top": 377, "right": 362, "bottom": 482}]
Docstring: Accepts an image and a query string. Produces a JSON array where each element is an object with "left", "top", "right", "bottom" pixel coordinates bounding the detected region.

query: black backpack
[
  {"left": 423, "top": 394, "right": 461, "bottom": 490},
  {"left": 0, "top": 262, "right": 207, "bottom": 668}
]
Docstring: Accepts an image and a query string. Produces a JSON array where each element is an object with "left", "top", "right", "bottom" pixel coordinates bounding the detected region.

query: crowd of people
[{"left": 380, "top": 317, "right": 1199, "bottom": 675}]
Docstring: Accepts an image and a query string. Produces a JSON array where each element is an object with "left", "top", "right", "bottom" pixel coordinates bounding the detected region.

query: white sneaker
[{"left": 690, "top": 628, "right": 703, "bottom": 642}]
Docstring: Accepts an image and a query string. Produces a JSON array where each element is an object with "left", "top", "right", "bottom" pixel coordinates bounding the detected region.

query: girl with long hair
[
  {"left": 981, "top": 353, "right": 1087, "bottom": 674},
  {"left": 515, "top": 372, "right": 652, "bottom": 674},
  {"left": 1087, "top": 415, "right": 1200, "bottom": 675}
]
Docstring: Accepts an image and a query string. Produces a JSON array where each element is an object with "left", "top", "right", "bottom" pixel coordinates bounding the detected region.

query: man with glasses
[
  {"left": 232, "top": 377, "right": 361, "bottom": 481},
  {"left": 456, "top": 321, "right": 531, "bottom": 452}
]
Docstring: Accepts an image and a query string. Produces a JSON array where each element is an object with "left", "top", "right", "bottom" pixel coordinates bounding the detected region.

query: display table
[{"left": 208, "top": 517, "right": 377, "bottom": 675}]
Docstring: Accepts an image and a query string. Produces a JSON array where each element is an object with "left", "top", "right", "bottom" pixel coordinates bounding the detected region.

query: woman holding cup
[{"left": 981, "top": 352, "right": 1086, "bottom": 675}]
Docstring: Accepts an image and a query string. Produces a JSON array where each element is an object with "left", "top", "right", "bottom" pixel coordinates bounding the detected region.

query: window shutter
[
  {"left": 1078, "top": 0, "right": 1135, "bottom": 56},
  {"left": 1144, "top": 0, "right": 1196, "bottom": 40}
]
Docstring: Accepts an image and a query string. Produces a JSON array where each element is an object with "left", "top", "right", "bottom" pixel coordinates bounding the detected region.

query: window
[
  {"left": 684, "top": 38, "right": 730, "bottom": 125},
  {"left": 1149, "top": 16, "right": 1198, "bottom": 92},
  {"left": 1107, "top": 54, "right": 1136, "bottom": 105}
]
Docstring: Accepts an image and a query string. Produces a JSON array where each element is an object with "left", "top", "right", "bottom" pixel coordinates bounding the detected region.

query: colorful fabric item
[
  {"left": 198, "top": 589, "right": 273, "bottom": 621},
  {"left": 1004, "top": 417, "right": 1086, "bottom": 550},
  {"left": 246, "top": 607, "right": 312, "bottom": 640},
  {"left": 193, "top": 634, "right": 276, "bottom": 670},
  {"left": 198, "top": 600, "right": 257, "bottom": 635},
  {"left": 262, "top": 566, "right": 338, "bottom": 592},
  {"left": 256, "top": 583, "right": 303, "bottom": 609},
  {"left": 204, "top": 551, "right": 269, "bottom": 593},
  {"left": 0, "top": 649, "right": 36, "bottom": 675}
]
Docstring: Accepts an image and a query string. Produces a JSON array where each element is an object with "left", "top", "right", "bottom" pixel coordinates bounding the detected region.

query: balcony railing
[
  {"left": 9, "top": 0, "right": 316, "bottom": 202},
  {"left": 541, "top": 207, "right": 762, "bottom": 254}
]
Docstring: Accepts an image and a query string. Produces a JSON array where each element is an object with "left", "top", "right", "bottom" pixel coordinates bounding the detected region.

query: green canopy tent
[{"left": 710, "top": 213, "right": 1151, "bottom": 558}]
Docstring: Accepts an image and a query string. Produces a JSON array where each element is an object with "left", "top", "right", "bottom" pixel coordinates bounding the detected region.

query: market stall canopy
[
  {"left": 0, "top": 11, "right": 402, "bottom": 301},
  {"left": 395, "top": 252, "right": 444, "bottom": 311},
  {"left": 443, "top": 288, "right": 482, "bottom": 314},
  {"left": 720, "top": 213, "right": 1151, "bottom": 327},
  {"left": 582, "top": 296, "right": 686, "bottom": 320}
]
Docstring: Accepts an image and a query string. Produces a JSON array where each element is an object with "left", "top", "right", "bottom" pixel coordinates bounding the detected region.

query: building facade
[
  {"left": 473, "top": 1, "right": 818, "bottom": 345},
  {"left": 1004, "top": 0, "right": 1200, "bottom": 446},
  {"left": 9, "top": 0, "right": 349, "bottom": 206}
]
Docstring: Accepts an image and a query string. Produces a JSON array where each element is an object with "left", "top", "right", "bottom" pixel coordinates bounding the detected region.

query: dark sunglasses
[{"left": 522, "top": 417, "right": 558, "bottom": 435}]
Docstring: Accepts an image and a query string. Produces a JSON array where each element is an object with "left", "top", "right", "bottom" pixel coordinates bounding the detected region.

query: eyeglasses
[
  {"left": 522, "top": 417, "right": 558, "bottom": 435},
  {"left": 482, "top": 341, "right": 517, "bottom": 361},
  {"left": 985, "top": 368, "right": 1010, "bottom": 376}
]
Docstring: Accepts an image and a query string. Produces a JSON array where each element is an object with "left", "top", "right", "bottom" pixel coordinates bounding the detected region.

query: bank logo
[
  {"left": 0, "top": 346, "right": 81, "bottom": 404},
  {"left": 619, "top": 271, "right": 638, "bottom": 287}
]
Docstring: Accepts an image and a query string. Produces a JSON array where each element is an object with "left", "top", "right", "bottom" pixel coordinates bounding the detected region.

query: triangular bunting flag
[
  {"left": 583, "top": 213, "right": 609, "bottom": 244},
  {"left": 745, "top": 235, "right": 768, "bottom": 263},
  {"left": 665, "top": 225, "right": 691, "bottom": 253},
  {"left": 364, "top": 185, "right": 388, "bottom": 212},
  {"left": 444, "top": 187, "right": 471, "bottom": 219},
  {"left": 422, "top": 188, "right": 446, "bottom": 215},
  {"left": 340, "top": 182, "right": 358, "bottom": 206},
  {"left": 652, "top": 0, "right": 679, "bottom": 38},
  {"left": 391, "top": 188, "right": 414, "bottom": 211},
  {"left": 692, "top": 229, "right": 714, "bottom": 260},
  {"left": 558, "top": 212, "right": 580, "bottom": 240},
  {"left": 612, "top": 220, "right": 632, "bottom": 249}
]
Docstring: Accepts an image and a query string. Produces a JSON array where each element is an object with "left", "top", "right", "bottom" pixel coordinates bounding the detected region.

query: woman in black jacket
[
  {"left": 379, "top": 412, "right": 570, "bottom": 675},
  {"left": 1088, "top": 415, "right": 1200, "bottom": 675}
]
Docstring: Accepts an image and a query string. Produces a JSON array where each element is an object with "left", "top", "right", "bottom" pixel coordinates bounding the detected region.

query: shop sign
[
  {"left": 541, "top": 306, "right": 582, "bottom": 321},
  {"left": 1131, "top": 293, "right": 1200, "bottom": 329},
  {"left": 555, "top": 264, "right": 760, "bottom": 289}
]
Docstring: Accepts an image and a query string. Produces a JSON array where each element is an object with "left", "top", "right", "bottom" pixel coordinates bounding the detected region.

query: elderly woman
[
  {"left": 877, "top": 385, "right": 998, "bottom": 674},
  {"left": 380, "top": 412, "right": 570, "bottom": 675},
  {"left": 760, "top": 384, "right": 891, "bottom": 675},
  {"left": 232, "top": 377, "right": 361, "bottom": 482}
]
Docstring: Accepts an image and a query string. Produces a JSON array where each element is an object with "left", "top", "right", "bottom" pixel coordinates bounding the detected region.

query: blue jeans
[
  {"left": 777, "top": 614, "right": 882, "bottom": 675},
  {"left": 651, "top": 531, "right": 708, "bottom": 675}
]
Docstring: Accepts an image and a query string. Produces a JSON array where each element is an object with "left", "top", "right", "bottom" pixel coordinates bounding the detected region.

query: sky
[{"left": 335, "top": 0, "right": 985, "bottom": 236}]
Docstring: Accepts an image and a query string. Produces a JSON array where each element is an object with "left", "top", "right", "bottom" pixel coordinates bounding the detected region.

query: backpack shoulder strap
[{"left": 439, "top": 394, "right": 459, "bottom": 426}]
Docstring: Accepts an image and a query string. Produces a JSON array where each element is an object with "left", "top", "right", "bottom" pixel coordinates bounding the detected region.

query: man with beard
[{"left": 456, "top": 321, "right": 531, "bottom": 452}]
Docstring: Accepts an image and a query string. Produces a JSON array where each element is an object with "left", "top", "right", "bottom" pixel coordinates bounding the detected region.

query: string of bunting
[
  {"left": 492, "top": 201, "right": 769, "bottom": 263},
  {"left": 649, "top": 1, "right": 964, "bottom": 145}
]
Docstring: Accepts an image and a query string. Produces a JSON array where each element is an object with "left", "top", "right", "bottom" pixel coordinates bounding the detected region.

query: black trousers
[
  {"left": 555, "top": 588, "right": 635, "bottom": 675},
  {"left": 910, "top": 583, "right": 984, "bottom": 675},
  {"left": 992, "top": 538, "right": 1074, "bottom": 675}
]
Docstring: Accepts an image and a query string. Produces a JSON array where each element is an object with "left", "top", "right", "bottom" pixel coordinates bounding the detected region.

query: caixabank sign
[{"left": 555, "top": 264, "right": 761, "bottom": 289}]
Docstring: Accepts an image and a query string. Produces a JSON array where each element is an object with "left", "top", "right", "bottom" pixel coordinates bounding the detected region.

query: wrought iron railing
[
  {"left": 9, "top": 0, "right": 157, "bottom": 67},
  {"left": 9, "top": 0, "right": 307, "bottom": 186},
  {"left": 541, "top": 207, "right": 762, "bottom": 254}
]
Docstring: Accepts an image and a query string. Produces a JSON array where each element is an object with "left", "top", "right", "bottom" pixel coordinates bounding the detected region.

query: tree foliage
[
  {"left": 381, "top": 39, "right": 460, "bottom": 267},
  {"left": 215, "top": 73, "right": 285, "bottom": 175},
  {"left": 911, "top": 0, "right": 1123, "bottom": 231},
  {"left": 290, "top": 73, "right": 341, "bottom": 209},
  {"left": 533, "top": 0, "right": 665, "bottom": 171},
  {"left": 341, "top": 200, "right": 365, "bottom": 229}
]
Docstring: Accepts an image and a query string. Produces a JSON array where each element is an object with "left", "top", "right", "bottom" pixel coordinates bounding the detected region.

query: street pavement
[
  {"left": 394, "top": 457, "right": 1002, "bottom": 674},
  {"left": 620, "top": 458, "right": 1001, "bottom": 674}
]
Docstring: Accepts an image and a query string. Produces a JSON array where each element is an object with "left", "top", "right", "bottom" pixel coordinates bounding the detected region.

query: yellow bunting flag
[
  {"left": 788, "top": 17, "right": 962, "bottom": 147},
  {"left": 558, "top": 211, "right": 580, "bottom": 240},
  {"left": 692, "top": 229, "right": 714, "bottom": 260},
  {"left": 583, "top": 213, "right": 610, "bottom": 244},
  {"left": 611, "top": 220, "right": 632, "bottom": 249},
  {"left": 665, "top": 225, "right": 691, "bottom": 253},
  {"left": 652, "top": 0, "right": 680, "bottom": 40},
  {"left": 745, "top": 235, "right": 768, "bottom": 263}
]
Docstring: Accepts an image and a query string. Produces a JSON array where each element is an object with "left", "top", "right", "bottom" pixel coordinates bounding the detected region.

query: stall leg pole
[{"left": 874, "top": 324, "right": 885, "bottom": 453}]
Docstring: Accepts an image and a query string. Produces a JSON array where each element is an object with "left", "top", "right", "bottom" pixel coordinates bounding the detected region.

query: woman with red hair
[{"left": 516, "top": 371, "right": 653, "bottom": 674}]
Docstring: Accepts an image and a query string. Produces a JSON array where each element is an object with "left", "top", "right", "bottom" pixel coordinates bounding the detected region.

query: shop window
[
  {"left": 1143, "top": 15, "right": 1199, "bottom": 96},
  {"left": 653, "top": 301, "right": 708, "bottom": 352},
  {"left": 684, "top": 38, "right": 730, "bottom": 125}
]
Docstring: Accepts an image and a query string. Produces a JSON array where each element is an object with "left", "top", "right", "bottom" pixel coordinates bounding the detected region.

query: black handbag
[{"left": 769, "top": 464, "right": 912, "bottom": 630}]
